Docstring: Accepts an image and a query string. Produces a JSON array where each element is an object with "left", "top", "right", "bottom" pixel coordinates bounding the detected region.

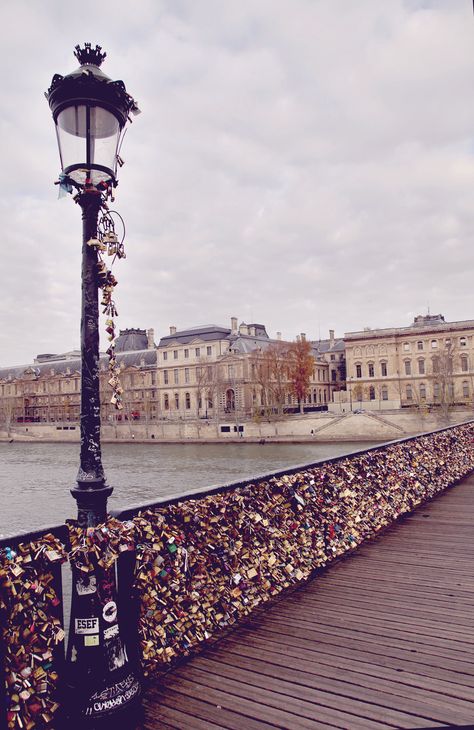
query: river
[{"left": 0, "top": 441, "right": 379, "bottom": 537}]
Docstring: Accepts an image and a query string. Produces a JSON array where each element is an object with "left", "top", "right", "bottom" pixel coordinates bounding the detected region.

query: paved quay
[{"left": 135, "top": 472, "right": 474, "bottom": 729}]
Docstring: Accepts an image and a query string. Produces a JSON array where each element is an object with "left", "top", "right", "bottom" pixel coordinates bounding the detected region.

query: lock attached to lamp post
[{"left": 45, "top": 44, "right": 141, "bottom": 725}]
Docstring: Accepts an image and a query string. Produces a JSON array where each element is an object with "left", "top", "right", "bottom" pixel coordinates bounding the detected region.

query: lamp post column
[{"left": 70, "top": 187, "right": 113, "bottom": 525}]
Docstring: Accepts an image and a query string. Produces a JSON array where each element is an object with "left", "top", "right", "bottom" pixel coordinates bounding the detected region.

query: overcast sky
[{"left": 1, "top": 0, "right": 473, "bottom": 365}]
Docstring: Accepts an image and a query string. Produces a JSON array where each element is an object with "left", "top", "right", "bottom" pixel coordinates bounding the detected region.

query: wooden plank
[
  {"left": 218, "top": 637, "right": 474, "bottom": 715},
  {"left": 240, "top": 625, "right": 474, "bottom": 682},
  {"left": 137, "top": 475, "right": 474, "bottom": 729},
  {"left": 195, "top": 647, "right": 474, "bottom": 726}
]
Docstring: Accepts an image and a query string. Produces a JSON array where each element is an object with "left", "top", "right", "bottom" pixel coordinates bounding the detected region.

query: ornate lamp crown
[{"left": 74, "top": 43, "right": 107, "bottom": 67}]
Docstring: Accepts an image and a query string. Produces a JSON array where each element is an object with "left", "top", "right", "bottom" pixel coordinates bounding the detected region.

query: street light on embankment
[{"left": 46, "top": 43, "right": 142, "bottom": 726}]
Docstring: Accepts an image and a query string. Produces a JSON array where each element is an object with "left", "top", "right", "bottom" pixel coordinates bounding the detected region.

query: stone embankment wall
[
  {"left": 2, "top": 409, "right": 473, "bottom": 442},
  {"left": 1, "top": 423, "right": 473, "bottom": 729}
]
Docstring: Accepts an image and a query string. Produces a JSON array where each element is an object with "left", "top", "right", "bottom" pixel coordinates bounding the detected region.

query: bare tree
[{"left": 428, "top": 341, "right": 457, "bottom": 424}]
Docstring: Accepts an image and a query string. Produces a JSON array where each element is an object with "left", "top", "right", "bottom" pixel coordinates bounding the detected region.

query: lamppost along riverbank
[{"left": 46, "top": 44, "right": 142, "bottom": 725}]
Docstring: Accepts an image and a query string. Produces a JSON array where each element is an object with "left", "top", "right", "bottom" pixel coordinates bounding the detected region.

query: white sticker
[
  {"left": 104, "top": 624, "right": 119, "bottom": 640},
  {"left": 76, "top": 574, "right": 97, "bottom": 596},
  {"left": 103, "top": 601, "right": 118, "bottom": 623},
  {"left": 75, "top": 617, "right": 99, "bottom": 635},
  {"left": 84, "top": 635, "right": 100, "bottom": 647}
]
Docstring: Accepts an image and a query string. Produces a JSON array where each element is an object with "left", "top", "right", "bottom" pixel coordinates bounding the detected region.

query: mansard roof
[
  {"left": 0, "top": 347, "right": 157, "bottom": 381},
  {"left": 312, "top": 338, "right": 345, "bottom": 354},
  {"left": 115, "top": 328, "right": 149, "bottom": 352},
  {"left": 159, "top": 325, "right": 231, "bottom": 347}
]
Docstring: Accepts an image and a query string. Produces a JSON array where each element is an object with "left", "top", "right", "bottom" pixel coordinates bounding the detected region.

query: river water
[{"left": 0, "top": 441, "right": 379, "bottom": 538}]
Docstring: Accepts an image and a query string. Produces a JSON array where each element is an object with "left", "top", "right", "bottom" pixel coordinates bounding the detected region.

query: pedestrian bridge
[
  {"left": 139, "top": 472, "right": 474, "bottom": 729},
  {"left": 1, "top": 423, "right": 473, "bottom": 730}
]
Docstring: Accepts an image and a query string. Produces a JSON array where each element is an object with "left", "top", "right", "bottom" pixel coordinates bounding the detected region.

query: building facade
[
  {"left": 0, "top": 318, "right": 332, "bottom": 432},
  {"left": 344, "top": 314, "right": 474, "bottom": 410}
]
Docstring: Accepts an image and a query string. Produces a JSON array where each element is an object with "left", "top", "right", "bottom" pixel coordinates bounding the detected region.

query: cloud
[{"left": 0, "top": 0, "right": 472, "bottom": 365}]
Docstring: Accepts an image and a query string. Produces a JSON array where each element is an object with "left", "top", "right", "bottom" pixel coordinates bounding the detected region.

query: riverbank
[{"left": 2, "top": 409, "right": 473, "bottom": 443}]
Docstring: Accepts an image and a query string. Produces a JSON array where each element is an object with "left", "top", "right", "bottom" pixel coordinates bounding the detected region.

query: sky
[{"left": 0, "top": 0, "right": 473, "bottom": 366}]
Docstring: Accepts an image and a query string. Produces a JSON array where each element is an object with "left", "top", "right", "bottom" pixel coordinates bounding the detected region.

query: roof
[
  {"left": 115, "top": 328, "right": 149, "bottom": 352},
  {"left": 159, "top": 325, "right": 231, "bottom": 347},
  {"left": 345, "top": 316, "right": 474, "bottom": 341},
  {"left": 312, "top": 338, "right": 345, "bottom": 355},
  {"left": 0, "top": 349, "right": 157, "bottom": 381}
]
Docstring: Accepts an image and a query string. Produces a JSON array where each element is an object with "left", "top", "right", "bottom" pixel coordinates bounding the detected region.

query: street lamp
[{"left": 46, "top": 44, "right": 141, "bottom": 724}]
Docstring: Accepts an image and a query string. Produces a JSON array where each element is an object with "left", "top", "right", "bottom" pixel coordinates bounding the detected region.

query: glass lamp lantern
[{"left": 46, "top": 44, "right": 139, "bottom": 188}]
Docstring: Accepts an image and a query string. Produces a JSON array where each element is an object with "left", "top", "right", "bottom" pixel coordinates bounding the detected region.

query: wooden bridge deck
[{"left": 138, "top": 474, "right": 474, "bottom": 729}]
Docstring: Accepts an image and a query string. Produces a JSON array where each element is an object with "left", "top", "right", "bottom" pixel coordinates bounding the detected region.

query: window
[
  {"left": 448, "top": 382, "right": 454, "bottom": 400},
  {"left": 184, "top": 368, "right": 190, "bottom": 384},
  {"left": 462, "top": 381, "right": 469, "bottom": 398},
  {"left": 381, "top": 362, "right": 387, "bottom": 377},
  {"left": 173, "top": 350, "right": 178, "bottom": 360},
  {"left": 196, "top": 366, "right": 201, "bottom": 379},
  {"left": 381, "top": 386, "right": 388, "bottom": 401},
  {"left": 406, "top": 384, "right": 413, "bottom": 401},
  {"left": 418, "top": 359, "right": 425, "bottom": 375},
  {"left": 207, "top": 346, "right": 212, "bottom": 356},
  {"left": 403, "top": 342, "right": 410, "bottom": 352},
  {"left": 185, "top": 392, "right": 191, "bottom": 409},
  {"left": 174, "top": 393, "right": 179, "bottom": 409},
  {"left": 445, "top": 338, "right": 451, "bottom": 348},
  {"left": 195, "top": 347, "right": 200, "bottom": 357},
  {"left": 431, "top": 340, "right": 438, "bottom": 350},
  {"left": 461, "top": 356, "right": 468, "bottom": 372},
  {"left": 228, "top": 365, "right": 235, "bottom": 379},
  {"left": 460, "top": 337, "right": 467, "bottom": 347},
  {"left": 207, "top": 393, "right": 213, "bottom": 409},
  {"left": 184, "top": 349, "right": 189, "bottom": 358},
  {"left": 151, "top": 372, "right": 156, "bottom": 385},
  {"left": 163, "top": 370, "right": 169, "bottom": 385},
  {"left": 331, "top": 370, "right": 337, "bottom": 382},
  {"left": 330, "top": 355, "right": 335, "bottom": 361},
  {"left": 432, "top": 357, "right": 439, "bottom": 374},
  {"left": 173, "top": 369, "right": 179, "bottom": 385},
  {"left": 207, "top": 365, "right": 212, "bottom": 378},
  {"left": 163, "top": 351, "right": 168, "bottom": 361},
  {"left": 419, "top": 383, "right": 426, "bottom": 400},
  {"left": 369, "top": 386, "right": 375, "bottom": 400},
  {"left": 417, "top": 341, "right": 424, "bottom": 351},
  {"left": 404, "top": 361, "right": 411, "bottom": 375},
  {"left": 356, "top": 364, "right": 362, "bottom": 378},
  {"left": 164, "top": 393, "right": 169, "bottom": 410},
  {"left": 433, "top": 383, "right": 440, "bottom": 400},
  {"left": 368, "top": 363, "right": 374, "bottom": 378}
]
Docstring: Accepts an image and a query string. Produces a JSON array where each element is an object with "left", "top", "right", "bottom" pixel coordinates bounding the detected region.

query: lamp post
[{"left": 46, "top": 44, "right": 141, "bottom": 724}]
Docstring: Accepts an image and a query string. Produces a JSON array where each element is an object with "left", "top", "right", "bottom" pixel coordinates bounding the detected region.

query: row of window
[
  {"left": 162, "top": 346, "right": 213, "bottom": 361},
  {"left": 402, "top": 337, "right": 468, "bottom": 352},
  {"left": 355, "top": 362, "right": 388, "bottom": 378},
  {"left": 356, "top": 356, "right": 470, "bottom": 379},
  {"left": 353, "top": 336, "right": 469, "bottom": 359},
  {"left": 405, "top": 382, "right": 471, "bottom": 400}
]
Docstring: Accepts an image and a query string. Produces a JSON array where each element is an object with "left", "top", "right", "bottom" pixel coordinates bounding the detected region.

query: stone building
[
  {"left": 0, "top": 318, "right": 332, "bottom": 432},
  {"left": 344, "top": 314, "right": 474, "bottom": 410}
]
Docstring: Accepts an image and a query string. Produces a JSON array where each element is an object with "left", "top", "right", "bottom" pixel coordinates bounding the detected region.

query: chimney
[
  {"left": 170, "top": 325, "right": 177, "bottom": 336},
  {"left": 239, "top": 323, "right": 249, "bottom": 335},
  {"left": 300, "top": 333, "right": 306, "bottom": 341},
  {"left": 276, "top": 332, "right": 282, "bottom": 340},
  {"left": 329, "top": 329, "right": 335, "bottom": 347},
  {"left": 249, "top": 325, "right": 256, "bottom": 336},
  {"left": 231, "top": 316, "right": 238, "bottom": 334},
  {"left": 147, "top": 328, "right": 155, "bottom": 349}
]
